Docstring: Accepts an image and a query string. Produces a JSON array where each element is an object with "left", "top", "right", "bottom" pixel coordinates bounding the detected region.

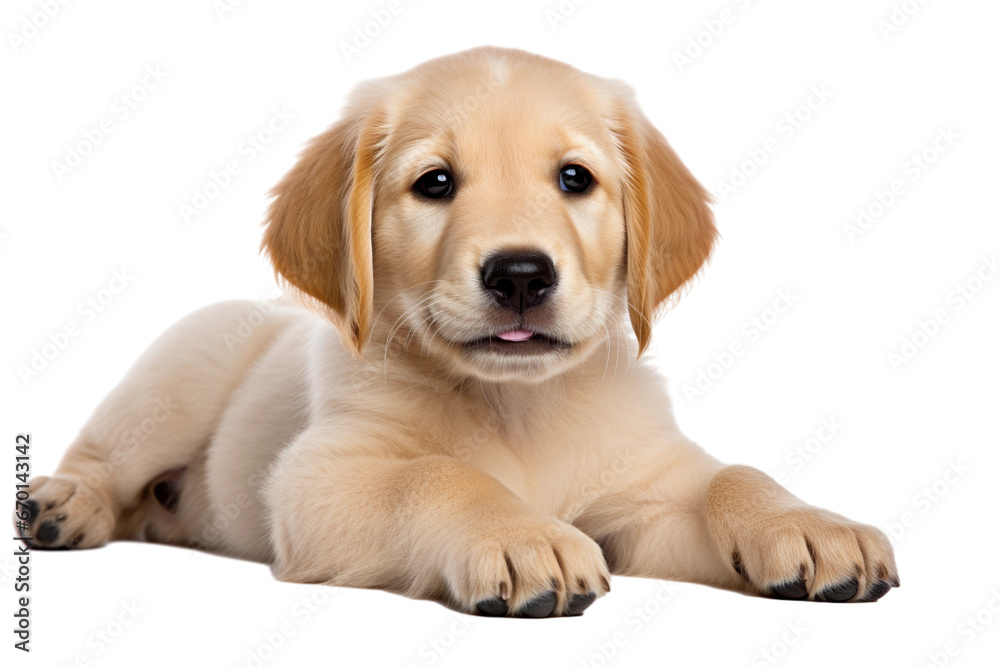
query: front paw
[
  {"left": 707, "top": 466, "right": 899, "bottom": 603},
  {"left": 443, "top": 518, "right": 610, "bottom": 618}
]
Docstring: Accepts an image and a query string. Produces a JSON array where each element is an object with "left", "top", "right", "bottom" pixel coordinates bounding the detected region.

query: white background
[{"left": 3, "top": 0, "right": 999, "bottom": 665}]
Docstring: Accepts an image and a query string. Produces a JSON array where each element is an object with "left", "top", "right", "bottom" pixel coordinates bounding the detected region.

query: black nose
[{"left": 481, "top": 251, "right": 557, "bottom": 314}]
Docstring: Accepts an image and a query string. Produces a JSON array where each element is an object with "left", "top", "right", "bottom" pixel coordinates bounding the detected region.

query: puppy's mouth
[{"left": 462, "top": 327, "right": 572, "bottom": 356}]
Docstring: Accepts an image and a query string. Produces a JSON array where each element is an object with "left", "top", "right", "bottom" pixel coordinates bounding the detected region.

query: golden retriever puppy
[{"left": 17, "top": 47, "right": 897, "bottom": 617}]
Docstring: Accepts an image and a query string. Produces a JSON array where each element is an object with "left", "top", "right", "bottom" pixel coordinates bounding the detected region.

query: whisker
[
  {"left": 588, "top": 287, "right": 651, "bottom": 331},
  {"left": 382, "top": 292, "right": 446, "bottom": 380},
  {"left": 607, "top": 309, "right": 624, "bottom": 384},
  {"left": 598, "top": 319, "right": 612, "bottom": 388},
  {"left": 367, "top": 280, "right": 446, "bottom": 345}
]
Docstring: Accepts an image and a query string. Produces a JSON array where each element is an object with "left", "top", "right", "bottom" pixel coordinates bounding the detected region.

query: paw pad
[
  {"left": 566, "top": 592, "right": 596, "bottom": 616},
  {"left": 520, "top": 591, "right": 557, "bottom": 618},
  {"left": 816, "top": 578, "right": 858, "bottom": 603},
  {"left": 36, "top": 520, "right": 61, "bottom": 545},
  {"left": 475, "top": 597, "right": 508, "bottom": 616}
]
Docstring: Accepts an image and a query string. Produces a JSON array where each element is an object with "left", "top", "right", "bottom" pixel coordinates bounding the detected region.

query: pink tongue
[{"left": 497, "top": 328, "right": 534, "bottom": 342}]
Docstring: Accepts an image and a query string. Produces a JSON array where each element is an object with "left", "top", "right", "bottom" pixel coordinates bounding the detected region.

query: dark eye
[
  {"left": 559, "top": 164, "right": 592, "bottom": 193},
  {"left": 414, "top": 169, "right": 454, "bottom": 198}
]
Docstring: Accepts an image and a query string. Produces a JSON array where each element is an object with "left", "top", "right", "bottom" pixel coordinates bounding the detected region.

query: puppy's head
[{"left": 263, "top": 47, "right": 715, "bottom": 383}]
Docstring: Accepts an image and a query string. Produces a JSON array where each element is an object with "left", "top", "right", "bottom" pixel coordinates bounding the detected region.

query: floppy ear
[
  {"left": 618, "top": 104, "right": 717, "bottom": 356},
  {"left": 261, "top": 109, "right": 384, "bottom": 356}
]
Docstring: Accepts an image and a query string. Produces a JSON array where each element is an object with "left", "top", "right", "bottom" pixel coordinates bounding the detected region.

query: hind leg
[
  {"left": 19, "top": 473, "right": 115, "bottom": 549},
  {"left": 20, "top": 417, "right": 192, "bottom": 550},
  {"left": 16, "top": 300, "right": 300, "bottom": 550}
]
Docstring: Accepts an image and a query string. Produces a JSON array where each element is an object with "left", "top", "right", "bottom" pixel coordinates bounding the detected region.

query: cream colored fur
[{"left": 20, "top": 47, "right": 897, "bottom": 616}]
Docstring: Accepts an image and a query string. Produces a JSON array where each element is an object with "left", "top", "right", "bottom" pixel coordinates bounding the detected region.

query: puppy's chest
[{"left": 439, "top": 405, "right": 636, "bottom": 520}]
